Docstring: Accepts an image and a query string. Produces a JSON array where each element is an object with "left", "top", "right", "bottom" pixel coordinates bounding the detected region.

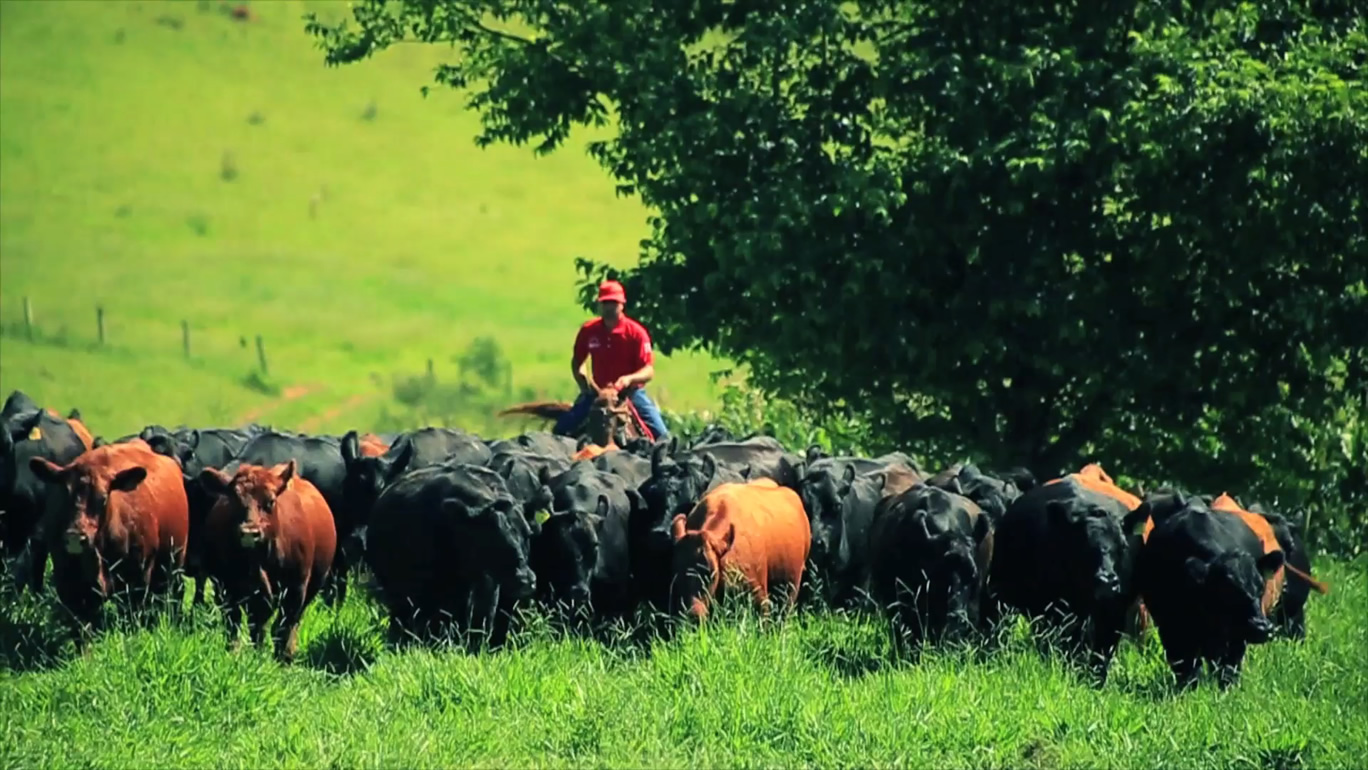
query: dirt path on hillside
[
  {"left": 236, "top": 384, "right": 380, "bottom": 434},
  {"left": 236, "top": 384, "right": 318, "bottom": 425}
]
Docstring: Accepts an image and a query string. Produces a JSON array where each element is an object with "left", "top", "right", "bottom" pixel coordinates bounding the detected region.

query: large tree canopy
[{"left": 309, "top": 0, "right": 1367, "bottom": 549}]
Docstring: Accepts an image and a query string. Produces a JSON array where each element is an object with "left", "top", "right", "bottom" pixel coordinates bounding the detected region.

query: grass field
[
  {"left": 1, "top": 561, "right": 1364, "bottom": 768},
  {"left": 0, "top": 0, "right": 723, "bottom": 439}
]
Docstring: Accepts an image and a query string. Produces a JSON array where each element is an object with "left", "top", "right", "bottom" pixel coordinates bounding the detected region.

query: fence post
[
  {"left": 23, "top": 297, "right": 33, "bottom": 340},
  {"left": 426, "top": 358, "right": 435, "bottom": 381},
  {"left": 255, "top": 335, "right": 268, "bottom": 375},
  {"left": 182, "top": 320, "right": 191, "bottom": 358},
  {"left": 96, "top": 306, "right": 106, "bottom": 346}
]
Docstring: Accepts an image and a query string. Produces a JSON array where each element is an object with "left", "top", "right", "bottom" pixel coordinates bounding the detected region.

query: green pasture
[
  {"left": 0, "top": 0, "right": 722, "bottom": 439},
  {"left": 1, "top": 560, "right": 1364, "bottom": 768}
]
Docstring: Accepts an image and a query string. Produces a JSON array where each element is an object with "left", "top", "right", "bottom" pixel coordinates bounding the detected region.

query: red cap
[{"left": 597, "top": 280, "right": 626, "bottom": 304}]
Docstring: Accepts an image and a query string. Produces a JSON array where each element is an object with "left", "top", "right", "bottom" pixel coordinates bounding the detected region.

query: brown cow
[
  {"left": 200, "top": 461, "right": 336, "bottom": 663},
  {"left": 358, "top": 433, "right": 389, "bottom": 458},
  {"left": 669, "top": 478, "right": 810, "bottom": 619},
  {"left": 29, "top": 440, "right": 189, "bottom": 641}
]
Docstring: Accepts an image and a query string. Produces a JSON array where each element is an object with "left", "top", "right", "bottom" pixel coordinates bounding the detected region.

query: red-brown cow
[
  {"left": 669, "top": 478, "right": 810, "bottom": 619},
  {"left": 1046, "top": 463, "right": 1142, "bottom": 511},
  {"left": 200, "top": 460, "right": 336, "bottom": 662},
  {"left": 29, "top": 440, "right": 189, "bottom": 641},
  {"left": 358, "top": 433, "right": 389, "bottom": 458}
]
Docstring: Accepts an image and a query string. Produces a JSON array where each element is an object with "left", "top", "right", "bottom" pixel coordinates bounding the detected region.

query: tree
[{"left": 308, "top": 0, "right": 1367, "bottom": 548}]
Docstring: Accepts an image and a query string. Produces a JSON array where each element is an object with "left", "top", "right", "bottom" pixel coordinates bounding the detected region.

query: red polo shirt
[{"left": 573, "top": 316, "right": 654, "bottom": 388}]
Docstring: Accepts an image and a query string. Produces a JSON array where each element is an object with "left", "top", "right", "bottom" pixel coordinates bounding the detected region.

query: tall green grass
[{"left": 2, "top": 560, "right": 1364, "bottom": 768}]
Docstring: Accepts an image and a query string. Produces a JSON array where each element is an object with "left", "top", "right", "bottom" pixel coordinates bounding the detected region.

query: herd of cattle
[{"left": 0, "top": 389, "right": 1331, "bottom": 689}]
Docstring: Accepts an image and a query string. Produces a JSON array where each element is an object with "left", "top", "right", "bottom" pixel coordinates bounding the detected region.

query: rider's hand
[{"left": 610, "top": 377, "right": 632, "bottom": 392}]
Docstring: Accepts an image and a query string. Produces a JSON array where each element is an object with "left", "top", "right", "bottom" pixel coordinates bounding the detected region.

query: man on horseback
[{"left": 555, "top": 280, "right": 670, "bottom": 441}]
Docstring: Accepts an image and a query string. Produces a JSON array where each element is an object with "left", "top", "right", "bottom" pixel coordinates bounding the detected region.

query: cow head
[
  {"left": 641, "top": 444, "right": 717, "bottom": 523},
  {"left": 30, "top": 455, "right": 148, "bottom": 556},
  {"left": 894, "top": 488, "right": 993, "bottom": 642},
  {"left": 1185, "top": 548, "right": 1285, "bottom": 643},
  {"left": 200, "top": 461, "right": 295, "bottom": 549},
  {"left": 341, "top": 431, "right": 414, "bottom": 526},
  {"left": 440, "top": 494, "right": 538, "bottom": 601},
  {"left": 532, "top": 495, "right": 606, "bottom": 611},
  {"left": 1045, "top": 497, "right": 1130, "bottom": 609},
  {"left": 669, "top": 514, "right": 735, "bottom": 619},
  {"left": 799, "top": 464, "right": 857, "bottom": 570}
]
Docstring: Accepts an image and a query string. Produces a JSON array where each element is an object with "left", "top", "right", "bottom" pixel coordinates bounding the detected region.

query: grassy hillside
[
  {"left": 0, "top": 0, "right": 722, "bottom": 439},
  {"left": 1, "top": 560, "right": 1364, "bottom": 768}
]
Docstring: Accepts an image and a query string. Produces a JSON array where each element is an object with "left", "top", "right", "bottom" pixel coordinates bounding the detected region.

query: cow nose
[
  {"left": 1246, "top": 615, "right": 1274, "bottom": 643},
  {"left": 569, "top": 584, "right": 592, "bottom": 606},
  {"left": 514, "top": 567, "right": 537, "bottom": 599},
  {"left": 1095, "top": 570, "right": 1120, "bottom": 593},
  {"left": 239, "top": 525, "right": 262, "bottom": 546}
]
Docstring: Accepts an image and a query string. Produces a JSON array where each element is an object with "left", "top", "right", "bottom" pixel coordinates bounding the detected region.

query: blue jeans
[{"left": 554, "top": 388, "right": 669, "bottom": 441}]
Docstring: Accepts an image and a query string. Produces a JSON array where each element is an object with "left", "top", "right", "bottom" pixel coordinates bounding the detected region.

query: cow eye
[{"left": 262, "top": 498, "right": 275, "bottom": 514}]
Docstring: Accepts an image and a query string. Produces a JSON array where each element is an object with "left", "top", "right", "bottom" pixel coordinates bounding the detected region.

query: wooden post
[
  {"left": 426, "top": 358, "right": 435, "bottom": 381},
  {"left": 22, "top": 297, "right": 33, "bottom": 340},
  {"left": 96, "top": 306, "right": 106, "bottom": 345},
  {"left": 255, "top": 335, "right": 268, "bottom": 375},
  {"left": 181, "top": 320, "right": 191, "bottom": 358}
]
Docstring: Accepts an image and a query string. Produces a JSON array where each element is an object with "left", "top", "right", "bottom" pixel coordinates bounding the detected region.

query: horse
[{"left": 498, "top": 387, "right": 651, "bottom": 459}]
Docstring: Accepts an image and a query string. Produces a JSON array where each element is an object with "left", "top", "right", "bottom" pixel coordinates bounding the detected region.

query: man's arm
[
  {"left": 612, "top": 363, "right": 655, "bottom": 391},
  {"left": 571, "top": 327, "right": 595, "bottom": 394}
]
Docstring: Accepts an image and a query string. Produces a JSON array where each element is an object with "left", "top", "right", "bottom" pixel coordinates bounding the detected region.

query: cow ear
[
  {"left": 669, "top": 435, "right": 679, "bottom": 456},
  {"left": 651, "top": 440, "right": 668, "bottom": 474},
  {"left": 1185, "top": 556, "right": 1210, "bottom": 585},
  {"left": 842, "top": 464, "right": 857, "bottom": 484},
  {"left": 972, "top": 512, "right": 992, "bottom": 544},
  {"left": 145, "top": 434, "right": 176, "bottom": 459},
  {"left": 702, "top": 453, "right": 717, "bottom": 483},
  {"left": 92, "top": 436, "right": 108, "bottom": 449},
  {"left": 715, "top": 523, "right": 736, "bottom": 556},
  {"left": 538, "top": 464, "right": 553, "bottom": 486},
  {"left": 497, "top": 456, "right": 516, "bottom": 480},
  {"left": 806, "top": 444, "right": 824, "bottom": 465},
  {"left": 625, "top": 488, "right": 646, "bottom": 515},
  {"left": 576, "top": 435, "right": 592, "bottom": 451},
  {"left": 186, "top": 429, "right": 201, "bottom": 451},
  {"left": 534, "top": 485, "right": 554, "bottom": 514},
  {"left": 1257, "top": 550, "right": 1285, "bottom": 580},
  {"left": 595, "top": 495, "right": 610, "bottom": 519},
  {"left": 1122, "top": 508, "right": 1150, "bottom": 538},
  {"left": 28, "top": 457, "right": 68, "bottom": 484},
  {"left": 110, "top": 466, "right": 148, "bottom": 493},
  {"left": 384, "top": 437, "right": 415, "bottom": 481},
  {"left": 670, "top": 514, "right": 688, "bottom": 542},
  {"left": 341, "top": 430, "right": 360, "bottom": 464},
  {"left": 274, "top": 460, "right": 297, "bottom": 493},
  {"left": 199, "top": 467, "right": 233, "bottom": 497}
]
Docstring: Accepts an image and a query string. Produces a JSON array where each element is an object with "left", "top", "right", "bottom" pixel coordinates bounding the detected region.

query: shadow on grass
[{"left": 303, "top": 622, "right": 380, "bottom": 677}]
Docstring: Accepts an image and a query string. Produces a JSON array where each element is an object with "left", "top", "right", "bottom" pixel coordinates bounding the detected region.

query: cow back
[
  {"left": 1211, "top": 493, "right": 1285, "bottom": 615},
  {"left": 692, "top": 480, "right": 810, "bottom": 595}
]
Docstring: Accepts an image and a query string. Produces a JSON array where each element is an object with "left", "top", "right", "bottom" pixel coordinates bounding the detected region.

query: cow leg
[
  {"left": 246, "top": 596, "right": 273, "bottom": 649},
  {"left": 323, "top": 549, "right": 349, "bottom": 608},
  {"left": 272, "top": 592, "right": 307, "bottom": 664},
  {"left": 1157, "top": 626, "right": 1202, "bottom": 690},
  {"left": 192, "top": 573, "right": 208, "bottom": 607},
  {"left": 1086, "top": 612, "right": 1125, "bottom": 687},
  {"left": 219, "top": 592, "right": 245, "bottom": 651},
  {"left": 25, "top": 540, "right": 48, "bottom": 593},
  {"left": 1215, "top": 639, "right": 1247, "bottom": 690}
]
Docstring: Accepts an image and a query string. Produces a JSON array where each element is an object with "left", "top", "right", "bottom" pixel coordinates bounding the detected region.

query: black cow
[
  {"left": 869, "top": 484, "right": 994, "bottom": 651},
  {"left": 141, "top": 424, "right": 262, "bottom": 604},
  {"left": 925, "top": 463, "right": 1025, "bottom": 523},
  {"left": 629, "top": 443, "right": 748, "bottom": 612},
  {"left": 489, "top": 451, "right": 572, "bottom": 504},
  {"left": 487, "top": 432, "right": 577, "bottom": 460},
  {"left": 799, "top": 462, "right": 922, "bottom": 608},
  {"left": 1, "top": 405, "right": 87, "bottom": 591},
  {"left": 220, "top": 431, "right": 355, "bottom": 605},
  {"left": 587, "top": 450, "right": 652, "bottom": 488},
  {"left": 986, "top": 476, "right": 1141, "bottom": 685},
  {"left": 686, "top": 436, "right": 803, "bottom": 489},
  {"left": 533, "top": 463, "right": 639, "bottom": 619},
  {"left": 365, "top": 462, "right": 540, "bottom": 647},
  {"left": 802, "top": 446, "right": 919, "bottom": 477},
  {"left": 1132, "top": 493, "right": 1286, "bottom": 689},
  {"left": 393, "top": 427, "right": 492, "bottom": 467}
]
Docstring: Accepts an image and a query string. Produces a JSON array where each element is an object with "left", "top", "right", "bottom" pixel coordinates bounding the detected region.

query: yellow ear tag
[
  {"left": 28, "top": 426, "right": 42, "bottom": 441},
  {"left": 534, "top": 509, "right": 552, "bottom": 526}
]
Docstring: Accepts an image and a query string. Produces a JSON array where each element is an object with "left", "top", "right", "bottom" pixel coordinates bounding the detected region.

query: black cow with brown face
[{"left": 532, "top": 463, "right": 639, "bottom": 620}]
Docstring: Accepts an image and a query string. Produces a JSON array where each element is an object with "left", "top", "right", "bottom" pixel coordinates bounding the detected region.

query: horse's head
[{"left": 587, "top": 388, "right": 636, "bottom": 447}]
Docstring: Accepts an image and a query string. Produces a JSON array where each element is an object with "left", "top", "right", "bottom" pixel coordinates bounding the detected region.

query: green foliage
[
  {"left": 3, "top": 560, "right": 1367, "bottom": 766},
  {"left": 309, "top": 0, "right": 1368, "bottom": 555},
  {"left": 382, "top": 336, "right": 528, "bottom": 435}
]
